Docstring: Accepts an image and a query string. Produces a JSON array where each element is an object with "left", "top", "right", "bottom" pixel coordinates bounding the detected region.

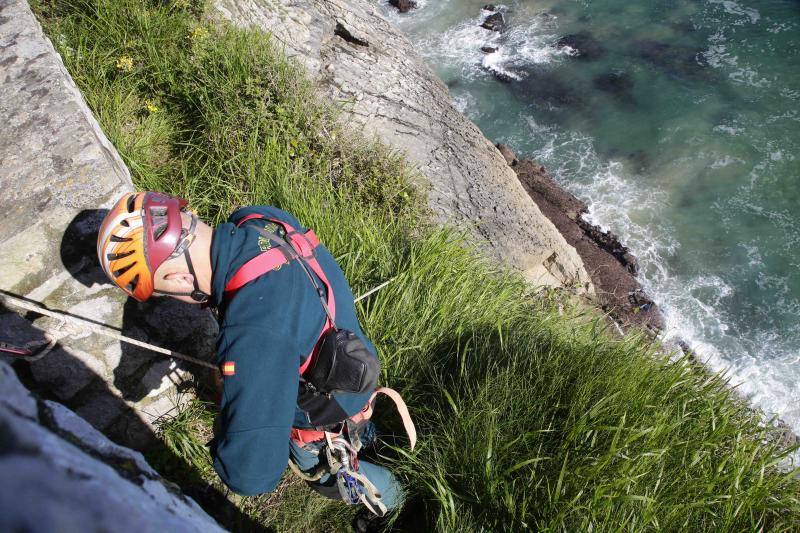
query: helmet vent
[
  {"left": 110, "top": 235, "right": 132, "bottom": 243},
  {"left": 113, "top": 263, "right": 135, "bottom": 278},
  {"left": 126, "top": 195, "right": 136, "bottom": 213},
  {"left": 107, "top": 250, "right": 134, "bottom": 261},
  {"left": 125, "top": 274, "right": 139, "bottom": 293},
  {"left": 153, "top": 223, "right": 168, "bottom": 240}
]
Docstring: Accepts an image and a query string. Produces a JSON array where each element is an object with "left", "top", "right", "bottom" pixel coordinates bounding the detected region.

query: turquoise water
[{"left": 378, "top": 0, "right": 800, "bottom": 428}]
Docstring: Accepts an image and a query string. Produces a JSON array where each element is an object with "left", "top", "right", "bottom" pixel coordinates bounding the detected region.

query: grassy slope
[{"left": 34, "top": 0, "right": 800, "bottom": 530}]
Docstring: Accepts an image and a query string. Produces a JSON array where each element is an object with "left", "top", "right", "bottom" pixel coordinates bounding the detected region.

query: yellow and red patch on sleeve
[{"left": 221, "top": 361, "right": 236, "bottom": 376}]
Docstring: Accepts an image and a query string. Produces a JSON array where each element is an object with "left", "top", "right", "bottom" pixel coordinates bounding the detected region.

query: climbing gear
[
  {"left": 288, "top": 386, "right": 416, "bottom": 516},
  {"left": 223, "top": 215, "right": 381, "bottom": 422},
  {"left": 97, "top": 192, "right": 208, "bottom": 303},
  {"left": 0, "top": 274, "right": 392, "bottom": 375},
  {"left": 0, "top": 291, "right": 218, "bottom": 370}
]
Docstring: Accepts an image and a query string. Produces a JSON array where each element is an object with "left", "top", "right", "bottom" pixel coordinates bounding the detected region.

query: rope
[
  {"left": 0, "top": 292, "right": 218, "bottom": 370},
  {"left": 0, "top": 277, "right": 393, "bottom": 371}
]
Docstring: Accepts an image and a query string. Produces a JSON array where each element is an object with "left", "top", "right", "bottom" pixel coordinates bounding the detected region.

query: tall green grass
[{"left": 35, "top": 0, "right": 800, "bottom": 530}]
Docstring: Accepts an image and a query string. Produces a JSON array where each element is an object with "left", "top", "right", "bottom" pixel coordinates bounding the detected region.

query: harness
[{"left": 223, "top": 214, "right": 416, "bottom": 515}]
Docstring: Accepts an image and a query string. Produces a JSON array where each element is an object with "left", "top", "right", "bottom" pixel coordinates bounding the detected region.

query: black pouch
[{"left": 304, "top": 329, "right": 380, "bottom": 395}]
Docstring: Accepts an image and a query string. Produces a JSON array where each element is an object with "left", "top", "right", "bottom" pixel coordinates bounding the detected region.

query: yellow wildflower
[
  {"left": 115, "top": 55, "right": 134, "bottom": 72},
  {"left": 144, "top": 99, "right": 159, "bottom": 114},
  {"left": 188, "top": 27, "right": 208, "bottom": 41}
]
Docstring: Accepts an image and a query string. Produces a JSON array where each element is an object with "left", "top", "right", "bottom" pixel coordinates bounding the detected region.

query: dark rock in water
[
  {"left": 481, "top": 46, "right": 498, "bottom": 54},
  {"left": 514, "top": 69, "right": 582, "bottom": 107},
  {"left": 593, "top": 71, "right": 634, "bottom": 94},
  {"left": 556, "top": 32, "right": 607, "bottom": 60},
  {"left": 489, "top": 68, "right": 516, "bottom": 83},
  {"left": 495, "top": 143, "right": 518, "bottom": 166},
  {"left": 497, "top": 146, "right": 662, "bottom": 332},
  {"left": 483, "top": 4, "right": 497, "bottom": 11},
  {"left": 593, "top": 71, "right": 636, "bottom": 108},
  {"left": 389, "top": 0, "right": 417, "bottom": 13},
  {"left": 481, "top": 12, "right": 505, "bottom": 32},
  {"left": 633, "top": 39, "right": 710, "bottom": 81}
]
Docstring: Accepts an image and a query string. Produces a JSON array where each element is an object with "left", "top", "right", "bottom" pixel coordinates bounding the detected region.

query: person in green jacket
[{"left": 97, "top": 191, "right": 414, "bottom": 529}]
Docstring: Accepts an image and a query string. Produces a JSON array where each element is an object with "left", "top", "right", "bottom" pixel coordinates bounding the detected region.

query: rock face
[
  {"left": 389, "top": 0, "right": 416, "bottom": 13},
  {"left": 497, "top": 145, "right": 663, "bottom": 333},
  {"left": 212, "top": 0, "right": 592, "bottom": 290},
  {"left": 0, "top": 0, "right": 217, "bottom": 449},
  {"left": 0, "top": 360, "right": 225, "bottom": 533}
]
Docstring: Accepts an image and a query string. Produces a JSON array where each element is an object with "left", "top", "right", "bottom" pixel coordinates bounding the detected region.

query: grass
[{"left": 34, "top": 0, "right": 800, "bottom": 530}]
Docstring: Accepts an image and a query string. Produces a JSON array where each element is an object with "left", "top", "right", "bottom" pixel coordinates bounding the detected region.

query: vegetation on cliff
[{"left": 35, "top": 0, "right": 800, "bottom": 530}]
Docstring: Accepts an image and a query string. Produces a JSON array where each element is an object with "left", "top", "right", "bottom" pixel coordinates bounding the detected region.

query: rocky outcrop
[
  {"left": 0, "top": 359, "right": 225, "bottom": 533},
  {"left": 497, "top": 145, "right": 663, "bottom": 333},
  {"left": 212, "top": 0, "right": 592, "bottom": 290},
  {"left": 0, "top": 0, "right": 216, "bottom": 449}
]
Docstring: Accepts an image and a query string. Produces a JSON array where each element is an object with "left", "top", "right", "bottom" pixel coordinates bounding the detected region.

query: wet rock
[
  {"left": 389, "top": 0, "right": 416, "bottom": 13},
  {"left": 593, "top": 71, "right": 634, "bottom": 94},
  {"left": 481, "top": 12, "right": 505, "bottom": 32},
  {"left": 500, "top": 151, "right": 663, "bottom": 332},
  {"left": 483, "top": 4, "right": 497, "bottom": 11},
  {"left": 481, "top": 45, "right": 498, "bottom": 54},
  {"left": 556, "top": 32, "right": 607, "bottom": 60},
  {"left": 495, "top": 143, "right": 518, "bottom": 166}
]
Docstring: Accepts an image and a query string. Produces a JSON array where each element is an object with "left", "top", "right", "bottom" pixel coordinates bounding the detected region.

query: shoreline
[
  {"left": 495, "top": 144, "right": 800, "bottom": 448},
  {"left": 495, "top": 143, "right": 663, "bottom": 334}
]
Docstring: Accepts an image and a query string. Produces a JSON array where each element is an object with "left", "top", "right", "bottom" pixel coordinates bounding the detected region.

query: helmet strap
[{"left": 153, "top": 213, "right": 209, "bottom": 304}]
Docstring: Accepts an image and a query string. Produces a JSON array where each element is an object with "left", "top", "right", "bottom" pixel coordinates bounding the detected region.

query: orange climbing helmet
[{"left": 97, "top": 192, "right": 207, "bottom": 303}]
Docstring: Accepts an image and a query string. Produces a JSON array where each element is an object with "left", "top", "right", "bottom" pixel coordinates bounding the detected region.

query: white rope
[
  {"left": 354, "top": 278, "right": 394, "bottom": 303},
  {"left": 0, "top": 292, "right": 218, "bottom": 370},
  {"left": 0, "top": 277, "right": 394, "bottom": 371}
]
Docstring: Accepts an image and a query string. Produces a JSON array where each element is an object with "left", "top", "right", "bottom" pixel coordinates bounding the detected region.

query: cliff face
[
  {"left": 0, "top": 0, "right": 217, "bottom": 449},
  {"left": 0, "top": 360, "right": 224, "bottom": 532},
  {"left": 212, "top": 0, "right": 592, "bottom": 290}
]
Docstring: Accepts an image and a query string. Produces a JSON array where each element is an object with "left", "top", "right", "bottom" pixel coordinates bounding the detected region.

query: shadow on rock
[
  {"left": 0, "top": 299, "right": 270, "bottom": 532},
  {"left": 60, "top": 210, "right": 217, "bottom": 408}
]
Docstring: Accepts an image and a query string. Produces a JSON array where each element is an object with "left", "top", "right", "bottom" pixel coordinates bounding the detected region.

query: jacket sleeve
[{"left": 212, "top": 324, "right": 299, "bottom": 495}]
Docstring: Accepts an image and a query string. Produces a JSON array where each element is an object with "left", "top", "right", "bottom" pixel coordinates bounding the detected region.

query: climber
[{"left": 96, "top": 191, "right": 415, "bottom": 528}]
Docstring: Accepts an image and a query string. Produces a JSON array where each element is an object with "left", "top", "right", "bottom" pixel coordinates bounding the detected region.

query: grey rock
[
  {"left": 212, "top": 0, "right": 592, "bottom": 290},
  {"left": 0, "top": 0, "right": 217, "bottom": 448},
  {"left": 0, "top": 360, "right": 224, "bottom": 533}
]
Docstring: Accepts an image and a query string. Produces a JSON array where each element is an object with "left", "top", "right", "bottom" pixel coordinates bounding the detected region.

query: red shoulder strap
[{"left": 223, "top": 213, "right": 335, "bottom": 375}]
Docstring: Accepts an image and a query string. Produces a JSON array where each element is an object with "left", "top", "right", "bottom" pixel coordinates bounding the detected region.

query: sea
[{"left": 377, "top": 0, "right": 800, "bottom": 431}]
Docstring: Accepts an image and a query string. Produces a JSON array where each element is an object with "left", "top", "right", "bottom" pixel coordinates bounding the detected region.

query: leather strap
[
  {"left": 223, "top": 214, "right": 335, "bottom": 375},
  {"left": 291, "top": 387, "right": 417, "bottom": 450}
]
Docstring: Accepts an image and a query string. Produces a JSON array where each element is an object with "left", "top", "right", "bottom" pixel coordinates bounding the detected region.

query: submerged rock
[
  {"left": 389, "top": 0, "right": 417, "bottom": 13},
  {"left": 593, "top": 71, "right": 636, "bottom": 108},
  {"left": 481, "top": 45, "right": 498, "bottom": 54},
  {"left": 593, "top": 71, "right": 634, "bottom": 94},
  {"left": 632, "top": 39, "right": 710, "bottom": 81},
  {"left": 556, "top": 32, "right": 607, "bottom": 60},
  {"left": 481, "top": 12, "right": 505, "bottom": 32},
  {"left": 513, "top": 69, "right": 582, "bottom": 107}
]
